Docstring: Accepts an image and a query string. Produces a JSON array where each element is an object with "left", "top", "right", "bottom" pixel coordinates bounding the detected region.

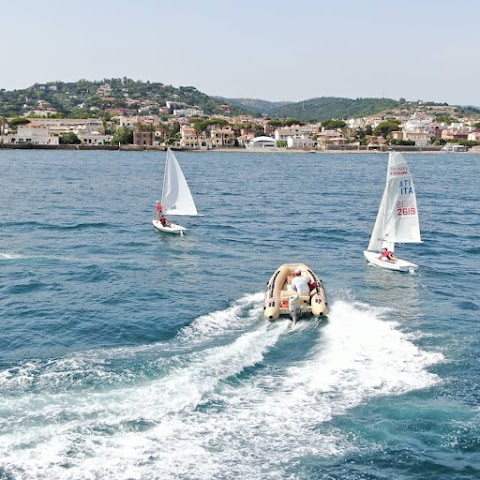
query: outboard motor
[{"left": 288, "top": 295, "right": 300, "bottom": 325}]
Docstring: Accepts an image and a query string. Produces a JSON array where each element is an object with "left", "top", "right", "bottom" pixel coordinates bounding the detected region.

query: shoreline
[{"left": 0, "top": 144, "right": 477, "bottom": 154}]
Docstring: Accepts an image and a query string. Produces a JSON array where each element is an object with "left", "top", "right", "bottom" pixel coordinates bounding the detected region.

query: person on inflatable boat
[{"left": 291, "top": 268, "right": 310, "bottom": 294}]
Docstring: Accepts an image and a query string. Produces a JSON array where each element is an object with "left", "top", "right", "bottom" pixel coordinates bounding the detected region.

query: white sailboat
[
  {"left": 152, "top": 148, "right": 198, "bottom": 235},
  {"left": 363, "top": 152, "right": 421, "bottom": 272}
]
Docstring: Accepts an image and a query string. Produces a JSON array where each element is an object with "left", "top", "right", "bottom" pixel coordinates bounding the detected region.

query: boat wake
[{"left": 0, "top": 294, "right": 444, "bottom": 479}]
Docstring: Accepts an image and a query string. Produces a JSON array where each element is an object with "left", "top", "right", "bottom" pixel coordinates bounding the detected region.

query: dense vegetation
[
  {"left": 0, "top": 78, "right": 244, "bottom": 118},
  {"left": 224, "top": 97, "right": 480, "bottom": 122},
  {"left": 1, "top": 78, "right": 479, "bottom": 123}
]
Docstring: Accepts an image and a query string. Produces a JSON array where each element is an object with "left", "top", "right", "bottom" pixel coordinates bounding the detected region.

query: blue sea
[{"left": 1, "top": 149, "right": 479, "bottom": 480}]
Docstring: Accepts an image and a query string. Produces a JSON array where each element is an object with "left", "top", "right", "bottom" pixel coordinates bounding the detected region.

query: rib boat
[{"left": 263, "top": 263, "right": 329, "bottom": 323}]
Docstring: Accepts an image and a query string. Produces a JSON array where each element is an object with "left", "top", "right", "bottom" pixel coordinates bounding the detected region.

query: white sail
[
  {"left": 161, "top": 149, "right": 198, "bottom": 216},
  {"left": 367, "top": 152, "right": 421, "bottom": 252}
]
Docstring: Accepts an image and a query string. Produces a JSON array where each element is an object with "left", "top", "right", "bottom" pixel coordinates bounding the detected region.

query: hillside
[
  {"left": 270, "top": 97, "right": 402, "bottom": 121},
  {"left": 0, "top": 78, "right": 245, "bottom": 118},
  {"left": 1, "top": 78, "right": 479, "bottom": 122},
  {"left": 215, "top": 97, "right": 291, "bottom": 115},
  {"left": 224, "top": 97, "right": 480, "bottom": 122}
]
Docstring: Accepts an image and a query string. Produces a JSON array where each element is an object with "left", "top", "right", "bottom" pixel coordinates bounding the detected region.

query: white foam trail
[
  {"left": 0, "top": 252, "right": 25, "bottom": 260},
  {"left": 0, "top": 294, "right": 265, "bottom": 393},
  {"left": 177, "top": 292, "right": 264, "bottom": 345},
  {"left": 0, "top": 296, "right": 444, "bottom": 479},
  {"left": 0, "top": 252, "right": 76, "bottom": 262}
]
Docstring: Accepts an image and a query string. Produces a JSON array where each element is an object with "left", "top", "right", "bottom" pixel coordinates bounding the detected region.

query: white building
[
  {"left": 0, "top": 124, "right": 59, "bottom": 145},
  {"left": 287, "top": 135, "right": 314, "bottom": 149},
  {"left": 0, "top": 118, "right": 111, "bottom": 145},
  {"left": 248, "top": 136, "right": 276, "bottom": 148},
  {"left": 173, "top": 107, "right": 205, "bottom": 117},
  {"left": 274, "top": 125, "right": 313, "bottom": 141}
]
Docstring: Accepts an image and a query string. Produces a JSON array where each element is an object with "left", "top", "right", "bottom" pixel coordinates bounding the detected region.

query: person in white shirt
[{"left": 290, "top": 268, "right": 310, "bottom": 295}]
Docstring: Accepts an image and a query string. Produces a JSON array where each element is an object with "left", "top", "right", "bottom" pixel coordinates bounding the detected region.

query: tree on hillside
[
  {"left": 268, "top": 119, "right": 283, "bottom": 127},
  {"left": 207, "top": 118, "right": 229, "bottom": 127},
  {"left": 193, "top": 119, "right": 209, "bottom": 133},
  {"left": 283, "top": 118, "right": 304, "bottom": 126},
  {"left": 434, "top": 114, "right": 457, "bottom": 124},
  {"left": 111, "top": 126, "right": 133, "bottom": 145},
  {"left": 321, "top": 119, "right": 346, "bottom": 129},
  {"left": 8, "top": 117, "right": 30, "bottom": 128},
  {"left": 59, "top": 132, "right": 81, "bottom": 144},
  {"left": 374, "top": 119, "right": 401, "bottom": 138}
]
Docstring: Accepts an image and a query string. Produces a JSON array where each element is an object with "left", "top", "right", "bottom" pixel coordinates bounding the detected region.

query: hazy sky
[{"left": 2, "top": 0, "right": 479, "bottom": 106}]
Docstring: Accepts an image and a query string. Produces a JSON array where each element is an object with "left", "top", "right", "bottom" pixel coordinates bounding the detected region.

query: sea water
[{"left": 0, "top": 149, "right": 479, "bottom": 479}]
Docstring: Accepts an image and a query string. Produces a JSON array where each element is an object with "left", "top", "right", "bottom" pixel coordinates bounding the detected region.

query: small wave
[
  {"left": 0, "top": 220, "right": 40, "bottom": 228},
  {"left": 43, "top": 222, "right": 111, "bottom": 230},
  {"left": 0, "top": 252, "right": 76, "bottom": 262},
  {"left": 0, "top": 221, "right": 110, "bottom": 230},
  {"left": 5, "top": 281, "right": 46, "bottom": 294}
]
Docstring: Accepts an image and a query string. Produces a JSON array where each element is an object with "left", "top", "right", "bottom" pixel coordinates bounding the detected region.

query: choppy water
[{"left": 0, "top": 149, "right": 479, "bottom": 480}]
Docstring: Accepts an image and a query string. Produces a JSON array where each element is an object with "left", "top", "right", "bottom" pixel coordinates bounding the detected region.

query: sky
[{"left": 2, "top": 0, "right": 479, "bottom": 106}]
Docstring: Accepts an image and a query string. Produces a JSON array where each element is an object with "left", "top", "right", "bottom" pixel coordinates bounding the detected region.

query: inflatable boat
[{"left": 263, "top": 263, "right": 329, "bottom": 323}]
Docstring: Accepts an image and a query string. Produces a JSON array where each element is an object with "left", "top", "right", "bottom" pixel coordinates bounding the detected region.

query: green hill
[
  {"left": 215, "top": 97, "right": 291, "bottom": 115},
  {"left": 1, "top": 79, "right": 479, "bottom": 122},
  {"left": 222, "top": 96, "right": 480, "bottom": 122},
  {"left": 269, "top": 97, "right": 401, "bottom": 121},
  {"left": 0, "top": 78, "right": 245, "bottom": 118},
  {"left": 225, "top": 96, "right": 405, "bottom": 121}
]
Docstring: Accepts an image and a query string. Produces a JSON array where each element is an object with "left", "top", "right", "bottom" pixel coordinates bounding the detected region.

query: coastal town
[{"left": 1, "top": 81, "right": 479, "bottom": 152}]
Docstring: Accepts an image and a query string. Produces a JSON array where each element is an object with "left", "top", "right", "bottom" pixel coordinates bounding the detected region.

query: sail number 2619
[{"left": 397, "top": 200, "right": 416, "bottom": 216}]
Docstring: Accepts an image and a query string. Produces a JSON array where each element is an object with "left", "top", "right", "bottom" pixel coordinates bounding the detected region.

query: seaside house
[
  {"left": 210, "top": 126, "right": 236, "bottom": 147},
  {"left": 467, "top": 131, "right": 480, "bottom": 142},
  {"left": 134, "top": 130, "right": 154, "bottom": 146},
  {"left": 1, "top": 123, "right": 59, "bottom": 145},
  {"left": 391, "top": 130, "right": 404, "bottom": 141},
  {"left": 316, "top": 129, "right": 346, "bottom": 148},
  {"left": 237, "top": 133, "right": 255, "bottom": 147},
  {"left": 274, "top": 125, "right": 312, "bottom": 142},
  {"left": 403, "top": 129, "right": 432, "bottom": 146},
  {"left": 119, "top": 116, "right": 139, "bottom": 129},
  {"left": 179, "top": 125, "right": 211, "bottom": 149},
  {"left": 248, "top": 136, "right": 276, "bottom": 149},
  {"left": 401, "top": 115, "right": 435, "bottom": 146},
  {"left": 441, "top": 128, "right": 468, "bottom": 141},
  {"left": 287, "top": 135, "right": 314, "bottom": 150},
  {"left": 0, "top": 118, "right": 111, "bottom": 145}
]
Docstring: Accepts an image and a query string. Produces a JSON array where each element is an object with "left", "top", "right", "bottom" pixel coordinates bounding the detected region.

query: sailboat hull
[
  {"left": 363, "top": 250, "right": 418, "bottom": 272},
  {"left": 152, "top": 220, "right": 187, "bottom": 235}
]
